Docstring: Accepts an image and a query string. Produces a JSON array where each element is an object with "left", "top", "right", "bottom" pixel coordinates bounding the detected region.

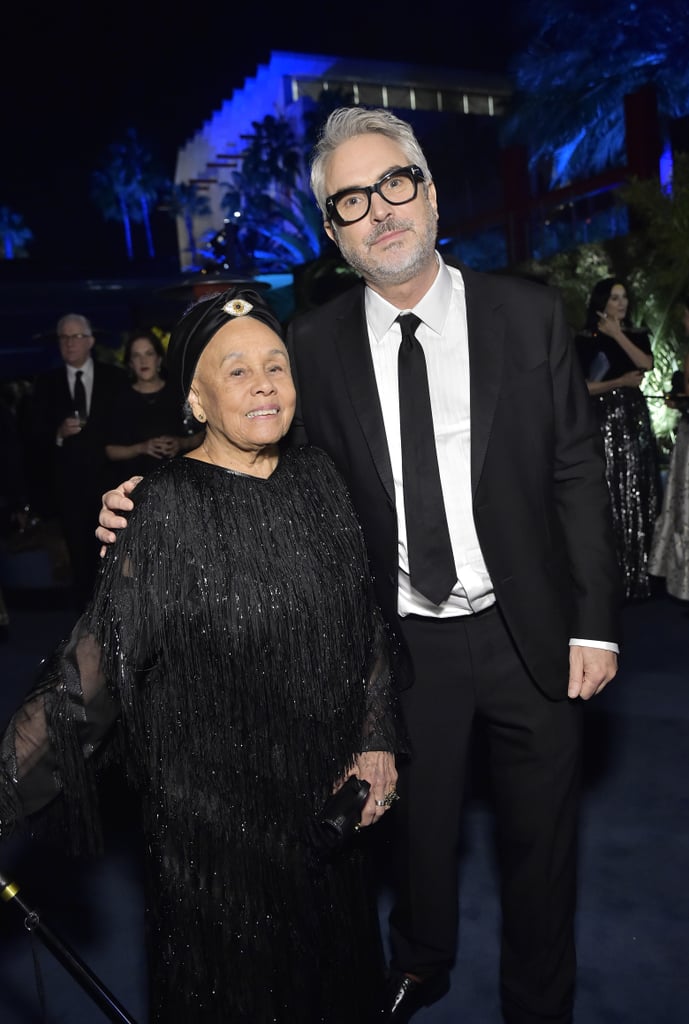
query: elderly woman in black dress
[
  {"left": 575, "top": 277, "right": 661, "bottom": 600},
  {"left": 0, "top": 288, "right": 401, "bottom": 1023}
]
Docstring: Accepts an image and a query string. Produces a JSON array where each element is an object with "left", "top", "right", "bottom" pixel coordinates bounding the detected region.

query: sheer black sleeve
[
  {"left": 0, "top": 623, "right": 123, "bottom": 850},
  {"left": 358, "top": 605, "right": 405, "bottom": 755},
  {"left": 0, "top": 474, "right": 164, "bottom": 850}
]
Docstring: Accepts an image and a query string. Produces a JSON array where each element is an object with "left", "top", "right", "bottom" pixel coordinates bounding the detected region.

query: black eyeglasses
[{"left": 325, "top": 165, "right": 426, "bottom": 226}]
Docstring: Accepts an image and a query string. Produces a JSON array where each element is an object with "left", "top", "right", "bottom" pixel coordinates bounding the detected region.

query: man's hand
[
  {"left": 96, "top": 476, "right": 142, "bottom": 552},
  {"left": 568, "top": 645, "right": 618, "bottom": 700},
  {"left": 58, "top": 415, "right": 83, "bottom": 439}
]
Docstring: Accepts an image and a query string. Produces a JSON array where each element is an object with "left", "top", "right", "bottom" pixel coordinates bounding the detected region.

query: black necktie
[
  {"left": 397, "top": 313, "right": 456, "bottom": 605},
  {"left": 73, "top": 370, "right": 86, "bottom": 419}
]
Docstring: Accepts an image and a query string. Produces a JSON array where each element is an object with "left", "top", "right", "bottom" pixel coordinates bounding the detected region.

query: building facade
[{"left": 174, "top": 51, "right": 512, "bottom": 271}]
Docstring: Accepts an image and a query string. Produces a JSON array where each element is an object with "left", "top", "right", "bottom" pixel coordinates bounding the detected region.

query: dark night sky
[{"left": 2, "top": 3, "right": 521, "bottom": 275}]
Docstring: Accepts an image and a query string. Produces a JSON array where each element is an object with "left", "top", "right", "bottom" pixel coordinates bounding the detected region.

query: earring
[{"left": 196, "top": 411, "right": 206, "bottom": 422}]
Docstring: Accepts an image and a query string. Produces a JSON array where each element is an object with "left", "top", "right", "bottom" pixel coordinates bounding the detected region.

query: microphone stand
[{"left": 0, "top": 869, "right": 139, "bottom": 1024}]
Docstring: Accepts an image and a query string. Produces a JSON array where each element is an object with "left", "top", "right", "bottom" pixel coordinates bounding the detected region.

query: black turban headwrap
[{"left": 166, "top": 286, "right": 284, "bottom": 401}]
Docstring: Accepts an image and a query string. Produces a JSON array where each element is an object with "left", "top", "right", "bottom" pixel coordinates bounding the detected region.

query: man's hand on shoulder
[
  {"left": 96, "top": 476, "right": 142, "bottom": 553},
  {"left": 568, "top": 645, "right": 618, "bottom": 700}
]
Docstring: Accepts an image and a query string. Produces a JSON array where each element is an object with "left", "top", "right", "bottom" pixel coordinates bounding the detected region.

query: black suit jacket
[
  {"left": 286, "top": 264, "right": 621, "bottom": 698},
  {"left": 29, "top": 358, "right": 128, "bottom": 511}
]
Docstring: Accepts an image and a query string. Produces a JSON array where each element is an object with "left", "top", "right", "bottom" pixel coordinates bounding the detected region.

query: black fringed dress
[
  {"left": 575, "top": 327, "right": 661, "bottom": 601},
  {"left": 0, "top": 446, "right": 399, "bottom": 1023}
]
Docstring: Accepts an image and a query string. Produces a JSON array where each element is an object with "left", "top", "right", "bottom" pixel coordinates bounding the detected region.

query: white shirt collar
[
  {"left": 66, "top": 356, "right": 94, "bottom": 380},
  {"left": 364, "top": 253, "right": 456, "bottom": 340}
]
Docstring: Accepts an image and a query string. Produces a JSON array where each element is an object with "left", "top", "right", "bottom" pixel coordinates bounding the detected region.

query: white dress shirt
[
  {"left": 366, "top": 257, "right": 494, "bottom": 619},
  {"left": 364, "top": 255, "right": 618, "bottom": 654}
]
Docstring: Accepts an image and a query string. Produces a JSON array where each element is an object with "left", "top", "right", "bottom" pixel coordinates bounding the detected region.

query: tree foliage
[
  {"left": 162, "top": 182, "right": 212, "bottom": 266},
  {"left": 615, "top": 153, "right": 689, "bottom": 430},
  {"left": 0, "top": 206, "right": 33, "bottom": 259},
  {"left": 90, "top": 129, "right": 166, "bottom": 261},
  {"left": 513, "top": 154, "right": 689, "bottom": 449},
  {"left": 210, "top": 112, "right": 325, "bottom": 274},
  {"left": 503, "top": 0, "right": 689, "bottom": 186}
]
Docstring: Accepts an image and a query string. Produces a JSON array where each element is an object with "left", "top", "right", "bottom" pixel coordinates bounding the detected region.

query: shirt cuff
[{"left": 569, "top": 638, "right": 619, "bottom": 654}]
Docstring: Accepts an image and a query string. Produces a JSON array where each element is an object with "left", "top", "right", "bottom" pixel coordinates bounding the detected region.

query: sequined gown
[
  {"left": 0, "top": 446, "right": 399, "bottom": 1023},
  {"left": 575, "top": 327, "right": 661, "bottom": 600},
  {"left": 649, "top": 413, "right": 689, "bottom": 600}
]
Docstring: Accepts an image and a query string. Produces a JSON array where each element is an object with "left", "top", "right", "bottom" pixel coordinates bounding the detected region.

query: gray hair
[
  {"left": 57, "top": 312, "right": 92, "bottom": 335},
  {"left": 309, "top": 107, "right": 432, "bottom": 216}
]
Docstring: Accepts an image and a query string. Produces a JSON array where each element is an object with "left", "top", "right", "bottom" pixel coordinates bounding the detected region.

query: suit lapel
[
  {"left": 334, "top": 287, "right": 395, "bottom": 504},
  {"left": 60, "top": 367, "right": 72, "bottom": 405},
  {"left": 463, "top": 267, "right": 504, "bottom": 494},
  {"left": 329, "top": 268, "right": 506, "bottom": 504}
]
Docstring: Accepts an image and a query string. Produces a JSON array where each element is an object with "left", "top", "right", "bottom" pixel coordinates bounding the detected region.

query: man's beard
[{"left": 333, "top": 199, "right": 438, "bottom": 287}]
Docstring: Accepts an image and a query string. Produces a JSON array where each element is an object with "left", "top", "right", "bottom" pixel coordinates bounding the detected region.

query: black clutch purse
[{"left": 309, "top": 776, "right": 371, "bottom": 859}]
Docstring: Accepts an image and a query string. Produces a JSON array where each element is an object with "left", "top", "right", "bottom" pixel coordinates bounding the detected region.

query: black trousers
[{"left": 389, "top": 604, "right": 582, "bottom": 1024}]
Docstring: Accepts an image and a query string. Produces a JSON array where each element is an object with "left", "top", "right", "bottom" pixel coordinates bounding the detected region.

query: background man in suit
[
  {"left": 97, "top": 108, "right": 621, "bottom": 1023},
  {"left": 31, "top": 313, "right": 126, "bottom": 609}
]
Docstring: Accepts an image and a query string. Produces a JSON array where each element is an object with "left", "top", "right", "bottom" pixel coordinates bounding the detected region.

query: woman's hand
[
  {"left": 618, "top": 369, "right": 645, "bottom": 389},
  {"left": 161, "top": 436, "right": 182, "bottom": 457},
  {"left": 597, "top": 313, "right": 653, "bottom": 370},
  {"left": 348, "top": 750, "right": 398, "bottom": 828},
  {"left": 141, "top": 438, "right": 165, "bottom": 458},
  {"left": 596, "top": 310, "right": 620, "bottom": 339},
  {"left": 141, "top": 436, "right": 180, "bottom": 458},
  {"left": 596, "top": 311, "right": 628, "bottom": 343}
]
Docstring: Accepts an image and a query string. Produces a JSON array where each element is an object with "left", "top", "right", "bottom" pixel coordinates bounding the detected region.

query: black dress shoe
[{"left": 387, "top": 969, "right": 450, "bottom": 1021}]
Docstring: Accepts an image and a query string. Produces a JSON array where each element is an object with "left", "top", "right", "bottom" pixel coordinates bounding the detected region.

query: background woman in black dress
[
  {"left": 575, "top": 277, "right": 661, "bottom": 601},
  {"left": 105, "top": 328, "right": 203, "bottom": 480}
]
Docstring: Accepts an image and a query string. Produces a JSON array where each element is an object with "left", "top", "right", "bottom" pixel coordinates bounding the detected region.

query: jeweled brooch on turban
[{"left": 223, "top": 298, "right": 254, "bottom": 317}]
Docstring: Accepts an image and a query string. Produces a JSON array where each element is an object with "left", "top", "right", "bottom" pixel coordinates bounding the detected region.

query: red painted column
[
  {"left": 624, "top": 84, "right": 661, "bottom": 180},
  {"left": 500, "top": 144, "right": 531, "bottom": 265}
]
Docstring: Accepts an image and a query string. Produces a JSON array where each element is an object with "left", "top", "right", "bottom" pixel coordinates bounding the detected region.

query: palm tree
[
  {"left": 117, "top": 129, "right": 165, "bottom": 260},
  {"left": 503, "top": 0, "right": 689, "bottom": 187},
  {"left": 193, "top": 91, "right": 356, "bottom": 276},
  {"left": 616, "top": 152, "right": 689, "bottom": 397},
  {"left": 162, "top": 182, "right": 211, "bottom": 268},
  {"left": 169, "top": 90, "right": 349, "bottom": 276},
  {"left": 91, "top": 156, "right": 141, "bottom": 261},
  {"left": 238, "top": 114, "right": 301, "bottom": 195},
  {"left": 0, "top": 206, "right": 33, "bottom": 259},
  {"left": 215, "top": 112, "right": 325, "bottom": 273},
  {"left": 91, "top": 129, "right": 166, "bottom": 261}
]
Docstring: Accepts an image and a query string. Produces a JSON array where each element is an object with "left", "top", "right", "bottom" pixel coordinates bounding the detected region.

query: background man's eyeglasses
[
  {"left": 325, "top": 165, "right": 426, "bottom": 226},
  {"left": 59, "top": 333, "right": 92, "bottom": 342}
]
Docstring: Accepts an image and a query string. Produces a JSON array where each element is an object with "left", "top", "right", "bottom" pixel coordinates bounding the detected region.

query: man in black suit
[
  {"left": 30, "top": 313, "right": 127, "bottom": 609},
  {"left": 287, "top": 108, "right": 620, "bottom": 1024},
  {"left": 98, "top": 108, "right": 620, "bottom": 1023}
]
